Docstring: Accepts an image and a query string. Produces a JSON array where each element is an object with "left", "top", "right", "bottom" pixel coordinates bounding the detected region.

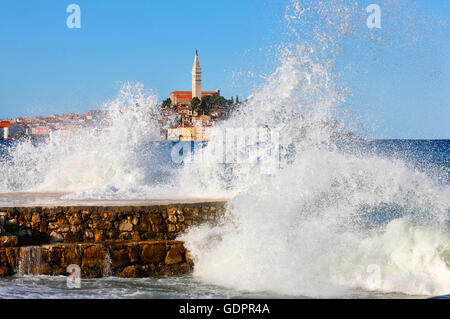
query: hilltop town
[{"left": 0, "top": 51, "right": 239, "bottom": 142}]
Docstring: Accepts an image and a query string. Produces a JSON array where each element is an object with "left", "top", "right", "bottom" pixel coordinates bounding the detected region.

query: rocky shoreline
[{"left": 0, "top": 201, "right": 226, "bottom": 278}]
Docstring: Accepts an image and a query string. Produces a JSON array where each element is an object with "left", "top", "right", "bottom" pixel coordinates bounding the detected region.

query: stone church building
[{"left": 169, "top": 51, "right": 220, "bottom": 106}]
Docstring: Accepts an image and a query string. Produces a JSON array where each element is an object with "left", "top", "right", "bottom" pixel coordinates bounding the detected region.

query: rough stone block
[
  {"left": 0, "top": 236, "right": 18, "bottom": 248},
  {"left": 142, "top": 243, "right": 166, "bottom": 264},
  {"left": 119, "top": 219, "right": 133, "bottom": 232},
  {"left": 165, "top": 247, "right": 183, "bottom": 265}
]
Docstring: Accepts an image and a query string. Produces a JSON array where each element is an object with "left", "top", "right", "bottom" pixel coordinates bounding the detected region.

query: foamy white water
[
  {"left": 0, "top": 0, "right": 448, "bottom": 298},
  {"left": 178, "top": 0, "right": 450, "bottom": 298},
  {"left": 0, "top": 83, "right": 164, "bottom": 195}
]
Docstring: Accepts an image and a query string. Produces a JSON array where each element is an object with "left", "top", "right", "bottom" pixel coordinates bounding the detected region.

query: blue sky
[{"left": 0, "top": 0, "right": 448, "bottom": 138}]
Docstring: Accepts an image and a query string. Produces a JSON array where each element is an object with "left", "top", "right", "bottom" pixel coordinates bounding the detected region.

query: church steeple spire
[{"left": 192, "top": 50, "right": 202, "bottom": 99}]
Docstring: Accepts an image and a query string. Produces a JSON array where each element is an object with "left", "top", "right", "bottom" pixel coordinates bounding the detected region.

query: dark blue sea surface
[{"left": 356, "top": 139, "right": 449, "bottom": 183}]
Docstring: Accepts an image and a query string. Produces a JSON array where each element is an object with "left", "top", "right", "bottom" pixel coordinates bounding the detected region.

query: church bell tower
[{"left": 192, "top": 50, "right": 202, "bottom": 100}]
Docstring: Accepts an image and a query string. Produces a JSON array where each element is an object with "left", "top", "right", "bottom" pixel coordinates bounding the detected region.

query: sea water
[
  {"left": 0, "top": 139, "right": 448, "bottom": 298},
  {"left": 0, "top": 0, "right": 449, "bottom": 299}
]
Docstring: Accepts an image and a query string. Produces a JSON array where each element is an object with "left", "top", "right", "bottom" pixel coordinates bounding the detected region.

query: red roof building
[
  {"left": 169, "top": 90, "right": 220, "bottom": 106},
  {"left": 169, "top": 52, "right": 221, "bottom": 106}
]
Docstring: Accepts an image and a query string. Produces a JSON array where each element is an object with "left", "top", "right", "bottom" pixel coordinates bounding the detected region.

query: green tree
[
  {"left": 190, "top": 97, "right": 201, "bottom": 109},
  {"left": 201, "top": 95, "right": 212, "bottom": 108},
  {"left": 162, "top": 98, "right": 172, "bottom": 108},
  {"left": 201, "top": 95, "right": 228, "bottom": 109},
  {"left": 211, "top": 95, "right": 227, "bottom": 107},
  {"left": 199, "top": 95, "right": 211, "bottom": 114}
]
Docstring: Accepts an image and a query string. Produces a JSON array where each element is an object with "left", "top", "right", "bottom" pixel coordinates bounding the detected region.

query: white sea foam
[
  {"left": 0, "top": 83, "right": 162, "bottom": 194},
  {"left": 180, "top": 148, "right": 450, "bottom": 297},
  {"left": 178, "top": 0, "right": 450, "bottom": 297},
  {"left": 0, "top": 0, "right": 448, "bottom": 298}
]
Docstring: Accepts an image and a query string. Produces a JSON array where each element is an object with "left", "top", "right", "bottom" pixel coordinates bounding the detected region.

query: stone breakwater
[{"left": 0, "top": 201, "right": 226, "bottom": 278}]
